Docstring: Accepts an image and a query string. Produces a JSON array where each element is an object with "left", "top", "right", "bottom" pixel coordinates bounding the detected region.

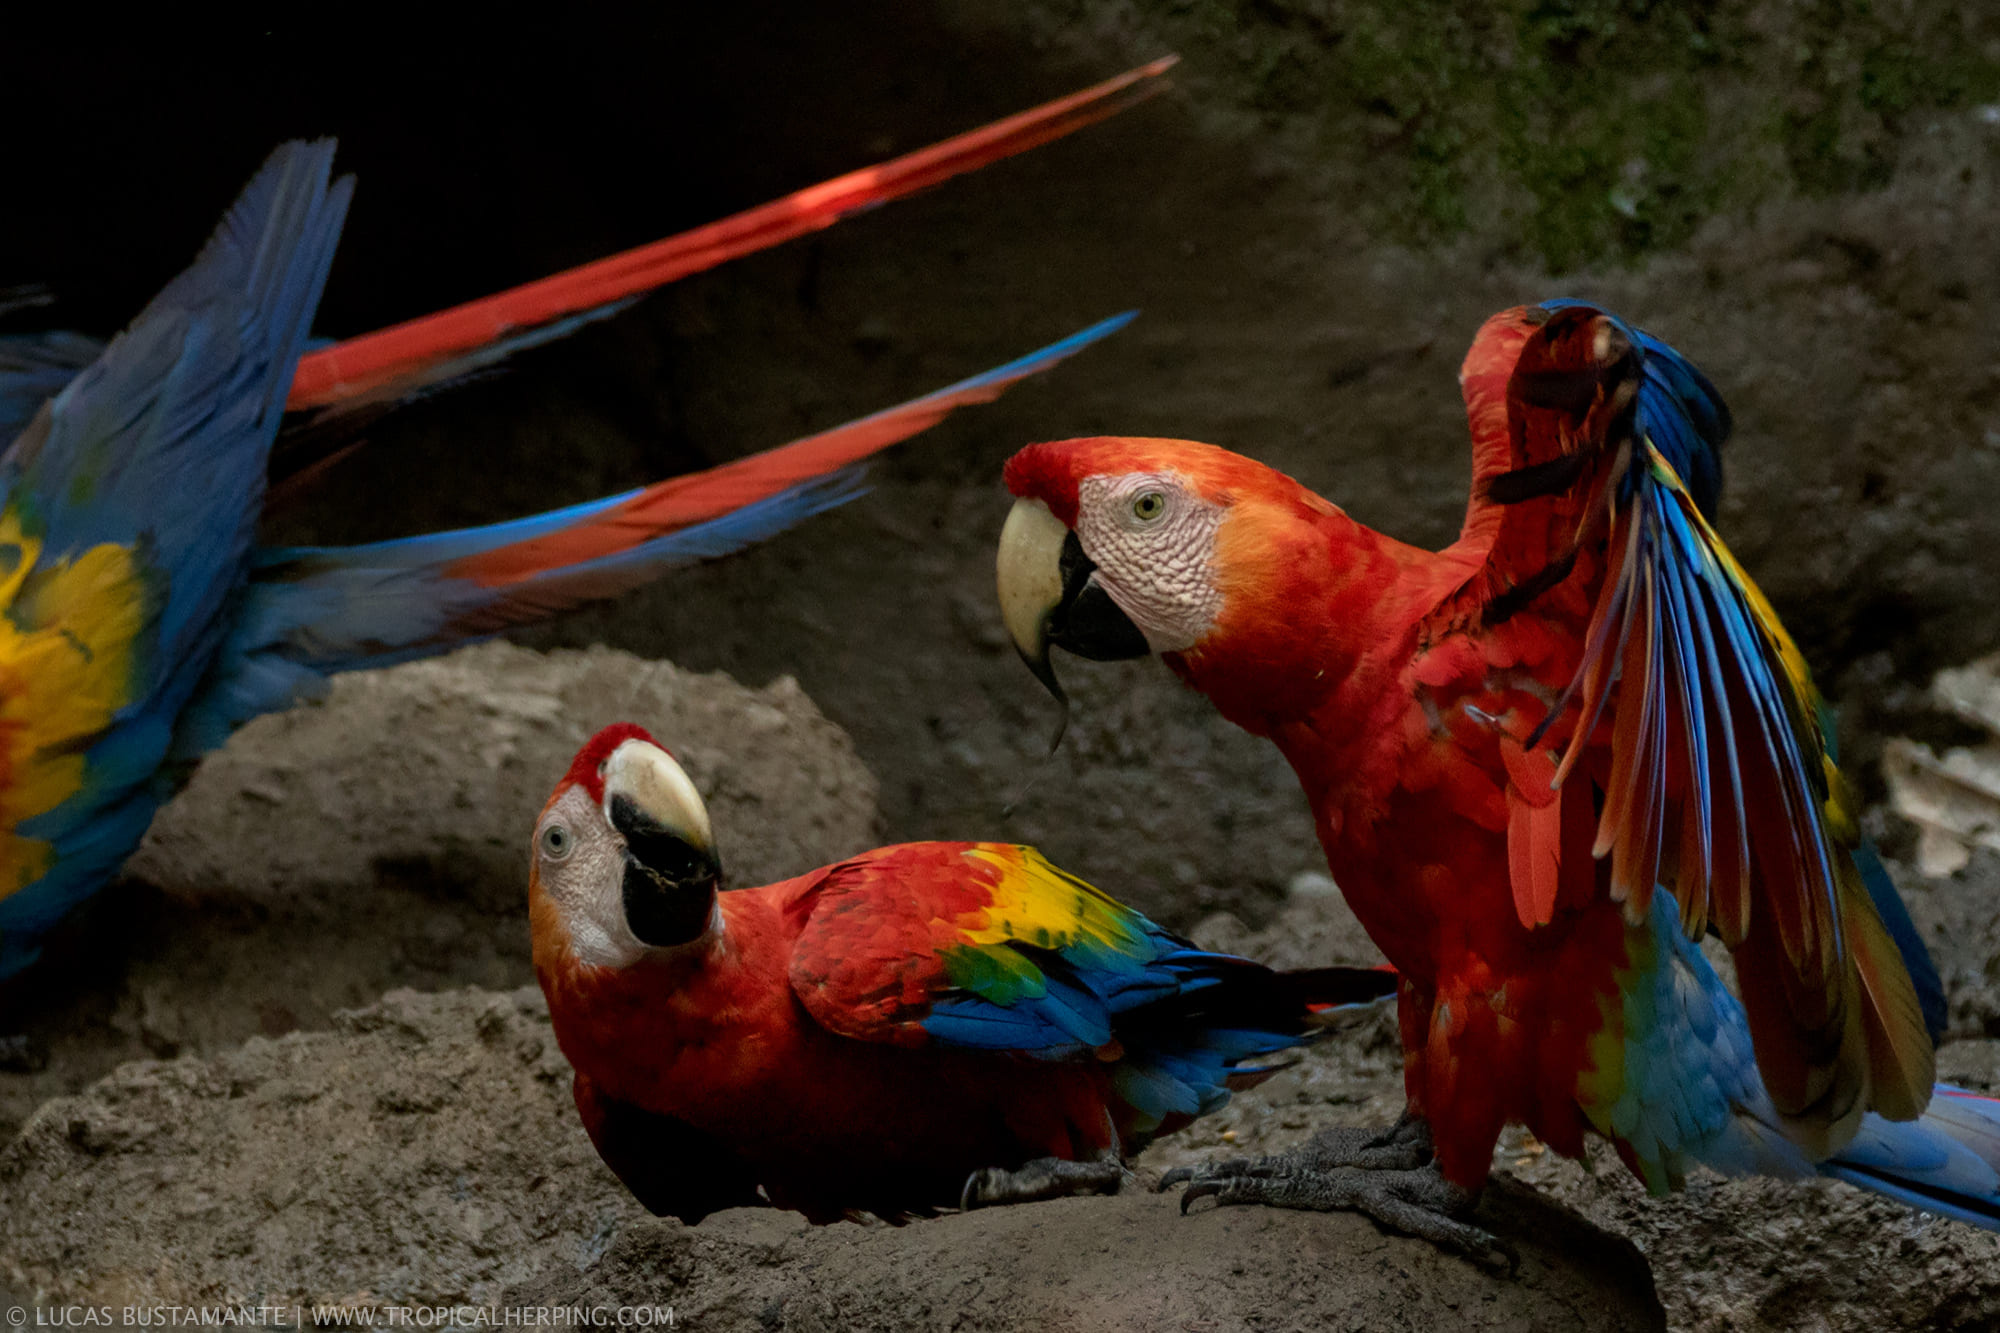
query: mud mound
[
  {"left": 7, "top": 865, "right": 1993, "bottom": 1329},
  {"left": 1, "top": 987, "right": 643, "bottom": 1307},
  {"left": 507, "top": 1185, "right": 1662, "bottom": 1333},
  {"left": 0, "top": 643, "right": 881, "bottom": 1143},
  {"left": 1165, "top": 890, "right": 2000, "bottom": 1333},
  {"left": 130, "top": 639, "right": 880, "bottom": 907},
  {"left": 0, "top": 987, "right": 1660, "bottom": 1331}
]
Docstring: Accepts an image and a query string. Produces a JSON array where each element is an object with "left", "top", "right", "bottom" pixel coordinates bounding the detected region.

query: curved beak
[
  {"left": 995, "top": 497, "right": 1151, "bottom": 749},
  {"left": 601, "top": 739, "right": 722, "bottom": 948}
]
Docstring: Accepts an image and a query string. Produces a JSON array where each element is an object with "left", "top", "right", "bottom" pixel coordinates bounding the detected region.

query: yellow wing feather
[{"left": 0, "top": 510, "right": 146, "bottom": 898}]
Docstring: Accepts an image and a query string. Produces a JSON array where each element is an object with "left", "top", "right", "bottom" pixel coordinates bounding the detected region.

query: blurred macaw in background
[
  {"left": 0, "top": 59, "right": 1175, "bottom": 980},
  {"left": 0, "top": 57, "right": 1174, "bottom": 474},
  {"left": 994, "top": 300, "right": 2000, "bottom": 1260},
  {"left": 529, "top": 722, "right": 1397, "bottom": 1222}
]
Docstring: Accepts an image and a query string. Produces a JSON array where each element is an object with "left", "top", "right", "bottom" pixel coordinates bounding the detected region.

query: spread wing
[
  {"left": 0, "top": 143, "right": 349, "bottom": 974},
  {"left": 1448, "top": 301, "right": 1931, "bottom": 1150}
]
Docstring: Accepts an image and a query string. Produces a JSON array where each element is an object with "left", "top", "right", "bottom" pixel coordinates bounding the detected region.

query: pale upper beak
[
  {"left": 601, "top": 739, "right": 721, "bottom": 948},
  {"left": 995, "top": 496, "right": 1154, "bottom": 732},
  {"left": 996, "top": 498, "right": 1075, "bottom": 709}
]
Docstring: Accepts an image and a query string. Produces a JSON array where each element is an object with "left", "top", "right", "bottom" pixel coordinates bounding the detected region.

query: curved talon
[
  {"left": 959, "top": 1170, "right": 986, "bottom": 1212},
  {"left": 1179, "top": 1178, "right": 1228, "bottom": 1214},
  {"left": 1158, "top": 1156, "right": 1267, "bottom": 1191},
  {"left": 1427, "top": 1219, "right": 1518, "bottom": 1277}
]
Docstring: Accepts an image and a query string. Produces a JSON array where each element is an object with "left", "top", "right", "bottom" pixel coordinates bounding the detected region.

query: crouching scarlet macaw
[
  {"left": 529, "top": 723, "right": 1397, "bottom": 1222},
  {"left": 994, "top": 301, "right": 2000, "bottom": 1259},
  {"left": 0, "top": 62, "right": 1161, "bottom": 980}
]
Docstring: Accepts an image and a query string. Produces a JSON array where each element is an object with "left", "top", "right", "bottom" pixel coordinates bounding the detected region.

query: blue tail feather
[
  {"left": 172, "top": 316, "right": 1135, "bottom": 760},
  {"left": 1821, "top": 1089, "right": 2000, "bottom": 1229}
]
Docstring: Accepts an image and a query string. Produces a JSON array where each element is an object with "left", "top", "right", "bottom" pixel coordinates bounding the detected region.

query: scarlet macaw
[
  {"left": 0, "top": 57, "right": 1166, "bottom": 980},
  {"left": 993, "top": 301, "right": 2000, "bottom": 1259},
  {"left": 530, "top": 722, "right": 1397, "bottom": 1222}
]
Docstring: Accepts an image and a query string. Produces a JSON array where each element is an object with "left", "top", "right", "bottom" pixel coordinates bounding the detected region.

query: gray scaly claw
[
  {"left": 1168, "top": 1148, "right": 1514, "bottom": 1274},
  {"left": 960, "top": 1154, "right": 1129, "bottom": 1211},
  {"left": 1159, "top": 1115, "right": 1432, "bottom": 1195}
]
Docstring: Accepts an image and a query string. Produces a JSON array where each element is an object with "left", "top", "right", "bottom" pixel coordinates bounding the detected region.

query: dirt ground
[
  {"left": 4, "top": 5, "right": 2000, "bottom": 1330},
  {"left": 0, "top": 644, "right": 882, "bottom": 1143},
  {"left": 0, "top": 986, "right": 1663, "bottom": 1332},
  {"left": 6, "top": 797, "right": 1996, "bottom": 1328}
]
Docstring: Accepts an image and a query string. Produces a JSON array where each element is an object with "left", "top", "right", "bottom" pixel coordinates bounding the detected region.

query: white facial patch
[
  {"left": 535, "top": 781, "right": 722, "bottom": 973},
  {"left": 535, "top": 785, "right": 650, "bottom": 971},
  {"left": 1075, "top": 472, "right": 1224, "bottom": 654}
]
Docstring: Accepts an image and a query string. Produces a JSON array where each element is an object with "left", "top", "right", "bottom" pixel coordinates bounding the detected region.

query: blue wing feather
[
  {"left": 1507, "top": 299, "right": 1934, "bottom": 1134},
  {"left": 1538, "top": 298, "right": 1730, "bottom": 518},
  {"left": 0, "top": 331, "right": 103, "bottom": 452},
  {"left": 170, "top": 315, "right": 1135, "bottom": 755},
  {"left": 0, "top": 142, "right": 351, "bottom": 975}
]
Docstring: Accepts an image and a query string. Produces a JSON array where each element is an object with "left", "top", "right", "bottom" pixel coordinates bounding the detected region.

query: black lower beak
[
  {"left": 611, "top": 794, "right": 721, "bottom": 949},
  {"left": 997, "top": 499, "right": 1152, "bottom": 757},
  {"left": 1048, "top": 531, "right": 1151, "bottom": 662}
]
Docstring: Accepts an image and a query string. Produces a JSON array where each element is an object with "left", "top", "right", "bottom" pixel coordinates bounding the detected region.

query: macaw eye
[
  {"left": 1131, "top": 490, "right": 1167, "bottom": 522},
  {"left": 541, "top": 823, "right": 575, "bottom": 861}
]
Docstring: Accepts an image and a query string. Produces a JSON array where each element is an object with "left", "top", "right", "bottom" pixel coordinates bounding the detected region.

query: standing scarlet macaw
[
  {"left": 529, "top": 722, "right": 1396, "bottom": 1222},
  {"left": 0, "top": 58, "right": 1172, "bottom": 980},
  {"left": 993, "top": 301, "right": 2000, "bottom": 1259}
]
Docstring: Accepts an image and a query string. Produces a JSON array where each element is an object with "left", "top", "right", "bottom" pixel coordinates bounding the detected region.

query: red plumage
[
  {"left": 287, "top": 57, "right": 1175, "bottom": 415},
  {"left": 529, "top": 727, "right": 1394, "bottom": 1221},
  {"left": 562, "top": 722, "right": 654, "bottom": 801},
  {"left": 1002, "top": 305, "right": 1934, "bottom": 1190}
]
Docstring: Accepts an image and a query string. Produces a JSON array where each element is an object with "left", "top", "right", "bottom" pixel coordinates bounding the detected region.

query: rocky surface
[
  {"left": 8, "top": 869, "right": 1996, "bottom": 1329},
  {"left": 0, "top": 986, "right": 1660, "bottom": 1331},
  {"left": 1155, "top": 890, "right": 2000, "bottom": 1333},
  {"left": 0, "top": 988, "right": 644, "bottom": 1309},
  {"left": 505, "top": 1185, "right": 1661, "bottom": 1333},
  {"left": 0, "top": 642, "right": 881, "bottom": 1143}
]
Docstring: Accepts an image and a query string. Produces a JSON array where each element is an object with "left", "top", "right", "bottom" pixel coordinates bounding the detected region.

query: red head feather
[
  {"left": 1006, "top": 436, "right": 1317, "bottom": 523},
  {"left": 564, "top": 723, "right": 659, "bottom": 802},
  {"left": 1002, "top": 441, "right": 1085, "bottom": 524},
  {"left": 1004, "top": 435, "right": 1421, "bottom": 739}
]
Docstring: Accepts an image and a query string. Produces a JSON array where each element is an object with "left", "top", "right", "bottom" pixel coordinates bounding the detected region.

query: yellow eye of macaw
[{"left": 1132, "top": 491, "right": 1166, "bottom": 522}]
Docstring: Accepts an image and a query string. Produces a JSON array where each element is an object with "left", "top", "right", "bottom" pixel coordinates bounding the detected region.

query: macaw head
[
  {"left": 530, "top": 723, "right": 724, "bottom": 975},
  {"left": 996, "top": 436, "right": 1348, "bottom": 735}
]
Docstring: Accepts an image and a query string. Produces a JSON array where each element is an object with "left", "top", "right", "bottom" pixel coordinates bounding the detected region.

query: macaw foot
[
  {"left": 1156, "top": 1111, "right": 1434, "bottom": 1191},
  {"left": 1163, "top": 1149, "right": 1512, "bottom": 1272},
  {"left": 960, "top": 1154, "right": 1130, "bottom": 1211}
]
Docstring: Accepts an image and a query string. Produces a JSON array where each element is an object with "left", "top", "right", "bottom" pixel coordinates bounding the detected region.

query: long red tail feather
[{"left": 287, "top": 57, "right": 1177, "bottom": 413}]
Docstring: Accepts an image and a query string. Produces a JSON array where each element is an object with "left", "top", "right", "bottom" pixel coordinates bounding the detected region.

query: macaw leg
[{"left": 960, "top": 1152, "right": 1131, "bottom": 1210}]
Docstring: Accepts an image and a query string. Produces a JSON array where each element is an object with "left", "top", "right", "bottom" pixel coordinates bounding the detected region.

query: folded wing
[{"left": 787, "top": 841, "right": 1395, "bottom": 1133}]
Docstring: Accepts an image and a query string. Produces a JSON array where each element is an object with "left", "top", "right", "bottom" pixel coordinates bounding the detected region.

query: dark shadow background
[{"left": 6, "top": 7, "right": 1999, "bottom": 929}]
